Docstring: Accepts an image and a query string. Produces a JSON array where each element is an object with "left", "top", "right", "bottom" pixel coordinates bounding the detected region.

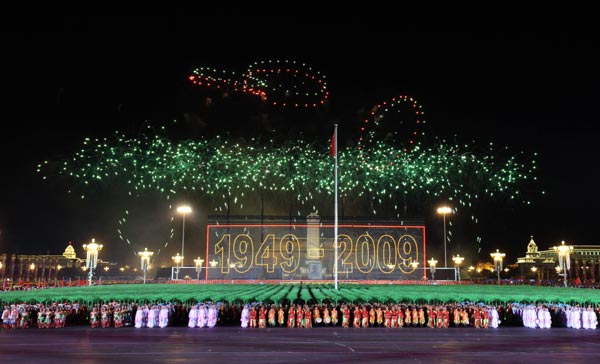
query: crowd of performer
[
  {"left": 2, "top": 301, "right": 598, "bottom": 330},
  {"left": 238, "top": 303, "right": 500, "bottom": 329},
  {"left": 236, "top": 302, "right": 598, "bottom": 330}
]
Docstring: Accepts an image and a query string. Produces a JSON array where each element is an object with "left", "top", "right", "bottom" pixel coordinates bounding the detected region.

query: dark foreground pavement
[{"left": 1, "top": 326, "right": 599, "bottom": 364}]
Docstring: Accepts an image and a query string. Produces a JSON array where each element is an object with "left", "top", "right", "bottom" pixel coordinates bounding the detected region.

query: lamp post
[
  {"left": 452, "top": 254, "right": 464, "bottom": 281},
  {"left": 531, "top": 266, "right": 539, "bottom": 284},
  {"left": 194, "top": 256, "right": 205, "bottom": 280},
  {"left": 176, "top": 205, "right": 192, "bottom": 268},
  {"left": 138, "top": 248, "right": 154, "bottom": 284},
  {"left": 437, "top": 206, "right": 452, "bottom": 267},
  {"left": 409, "top": 261, "right": 419, "bottom": 280},
  {"left": 553, "top": 240, "right": 573, "bottom": 288},
  {"left": 55, "top": 264, "right": 63, "bottom": 286},
  {"left": 490, "top": 249, "right": 505, "bottom": 285},
  {"left": 29, "top": 263, "right": 35, "bottom": 283},
  {"left": 172, "top": 253, "right": 183, "bottom": 280},
  {"left": 555, "top": 265, "right": 562, "bottom": 280},
  {"left": 83, "top": 239, "right": 103, "bottom": 286},
  {"left": 428, "top": 258, "right": 437, "bottom": 281}
]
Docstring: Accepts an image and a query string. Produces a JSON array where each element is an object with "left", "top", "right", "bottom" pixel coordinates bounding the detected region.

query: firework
[
  {"left": 39, "top": 61, "right": 539, "bottom": 255},
  {"left": 40, "top": 128, "right": 537, "bottom": 217},
  {"left": 189, "top": 59, "right": 329, "bottom": 108},
  {"left": 358, "top": 94, "right": 426, "bottom": 155}
]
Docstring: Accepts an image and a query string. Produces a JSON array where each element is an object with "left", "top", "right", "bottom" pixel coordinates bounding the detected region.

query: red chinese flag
[{"left": 330, "top": 131, "right": 336, "bottom": 158}]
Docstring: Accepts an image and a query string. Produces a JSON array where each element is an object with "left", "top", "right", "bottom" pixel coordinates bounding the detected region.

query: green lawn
[{"left": 2, "top": 283, "right": 600, "bottom": 306}]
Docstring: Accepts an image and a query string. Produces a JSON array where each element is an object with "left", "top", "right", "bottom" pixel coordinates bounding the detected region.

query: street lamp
[
  {"left": 172, "top": 253, "right": 183, "bottom": 280},
  {"left": 176, "top": 205, "right": 192, "bottom": 268},
  {"left": 194, "top": 256, "right": 205, "bottom": 280},
  {"left": 531, "top": 266, "right": 540, "bottom": 284},
  {"left": 409, "top": 261, "right": 419, "bottom": 279},
  {"left": 428, "top": 258, "right": 438, "bottom": 281},
  {"left": 490, "top": 249, "right": 505, "bottom": 285},
  {"left": 83, "top": 238, "right": 103, "bottom": 286},
  {"left": 138, "top": 248, "right": 154, "bottom": 284},
  {"left": 437, "top": 206, "right": 452, "bottom": 267},
  {"left": 553, "top": 240, "right": 573, "bottom": 288},
  {"left": 452, "top": 254, "right": 464, "bottom": 281},
  {"left": 54, "top": 264, "right": 63, "bottom": 286},
  {"left": 28, "top": 263, "right": 35, "bottom": 283}
]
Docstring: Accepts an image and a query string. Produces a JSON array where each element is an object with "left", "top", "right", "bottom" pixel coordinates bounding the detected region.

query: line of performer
[
  {"left": 239, "top": 303, "right": 498, "bottom": 329},
  {"left": 2, "top": 302, "right": 598, "bottom": 330}
]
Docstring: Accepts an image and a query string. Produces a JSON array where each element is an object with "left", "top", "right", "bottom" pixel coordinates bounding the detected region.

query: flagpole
[{"left": 334, "top": 124, "right": 339, "bottom": 290}]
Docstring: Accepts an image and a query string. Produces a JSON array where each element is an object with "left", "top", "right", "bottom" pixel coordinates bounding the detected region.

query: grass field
[{"left": 3, "top": 283, "right": 600, "bottom": 306}]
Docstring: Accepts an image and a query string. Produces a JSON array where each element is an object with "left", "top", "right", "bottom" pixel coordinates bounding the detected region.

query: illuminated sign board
[{"left": 205, "top": 223, "right": 426, "bottom": 280}]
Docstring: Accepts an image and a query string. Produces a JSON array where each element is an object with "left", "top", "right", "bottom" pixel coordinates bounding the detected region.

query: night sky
[{"left": 1, "top": 19, "right": 598, "bottom": 267}]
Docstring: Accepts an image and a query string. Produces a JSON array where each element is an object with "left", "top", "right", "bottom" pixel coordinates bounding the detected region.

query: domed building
[
  {"left": 0, "top": 241, "right": 113, "bottom": 287},
  {"left": 62, "top": 243, "right": 77, "bottom": 260}
]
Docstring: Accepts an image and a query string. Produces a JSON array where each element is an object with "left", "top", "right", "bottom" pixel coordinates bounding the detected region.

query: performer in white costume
[
  {"left": 159, "top": 305, "right": 170, "bottom": 328},
  {"left": 188, "top": 304, "right": 198, "bottom": 328},
  {"left": 197, "top": 304, "right": 208, "bottom": 328},
  {"left": 134, "top": 304, "right": 146, "bottom": 328},
  {"left": 207, "top": 304, "right": 218, "bottom": 328},
  {"left": 147, "top": 305, "right": 158, "bottom": 328},
  {"left": 240, "top": 305, "right": 250, "bottom": 328}
]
